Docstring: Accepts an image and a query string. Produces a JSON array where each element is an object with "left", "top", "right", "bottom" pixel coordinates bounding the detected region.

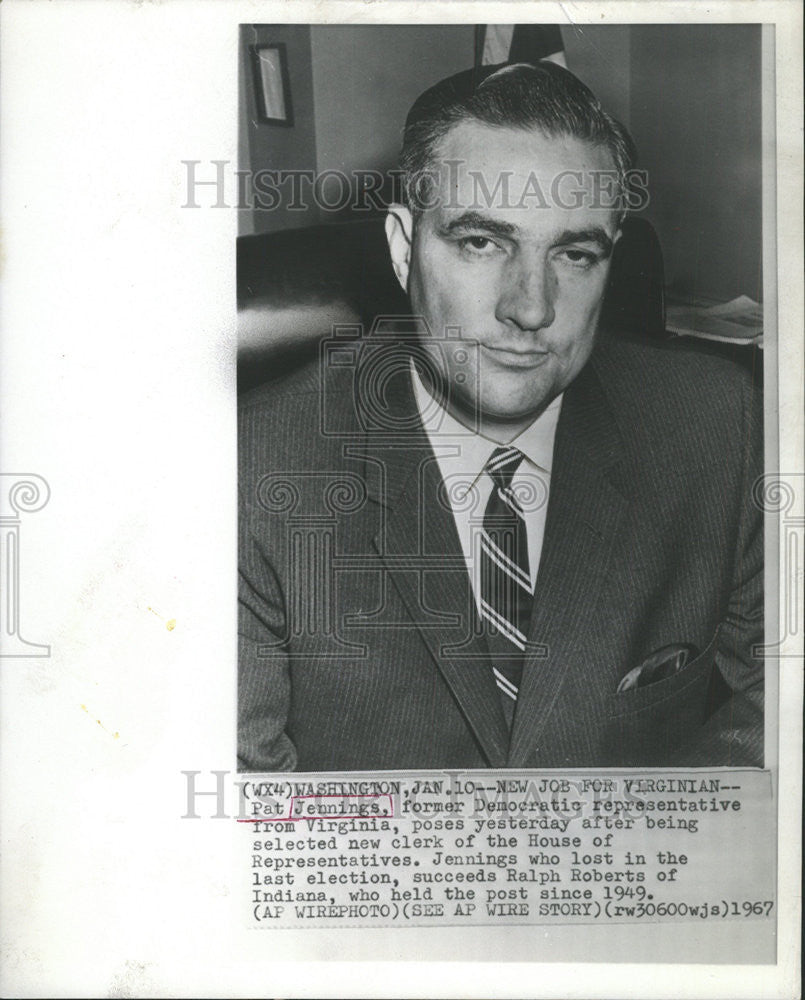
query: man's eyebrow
[
  {"left": 553, "top": 227, "right": 614, "bottom": 256},
  {"left": 438, "top": 216, "right": 615, "bottom": 255},
  {"left": 439, "top": 212, "right": 517, "bottom": 239}
]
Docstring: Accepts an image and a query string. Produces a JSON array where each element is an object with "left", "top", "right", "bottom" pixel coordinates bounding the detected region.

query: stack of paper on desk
[{"left": 666, "top": 294, "right": 764, "bottom": 345}]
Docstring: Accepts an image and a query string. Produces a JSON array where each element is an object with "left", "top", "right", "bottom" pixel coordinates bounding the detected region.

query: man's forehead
[
  {"left": 437, "top": 119, "right": 614, "bottom": 169},
  {"left": 420, "top": 119, "right": 621, "bottom": 226}
]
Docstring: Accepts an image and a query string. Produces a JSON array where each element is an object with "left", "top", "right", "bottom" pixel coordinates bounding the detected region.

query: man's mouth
[{"left": 479, "top": 344, "right": 551, "bottom": 369}]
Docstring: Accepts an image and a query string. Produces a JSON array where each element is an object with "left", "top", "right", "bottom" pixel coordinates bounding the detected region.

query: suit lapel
[
  {"left": 508, "top": 351, "right": 632, "bottom": 766},
  {"left": 356, "top": 346, "right": 510, "bottom": 767}
]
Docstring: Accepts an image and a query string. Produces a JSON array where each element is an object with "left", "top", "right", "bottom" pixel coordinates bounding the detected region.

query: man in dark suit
[{"left": 238, "top": 62, "right": 763, "bottom": 772}]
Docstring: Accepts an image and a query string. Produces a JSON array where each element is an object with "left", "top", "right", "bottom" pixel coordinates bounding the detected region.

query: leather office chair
[{"left": 236, "top": 215, "right": 668, "bottom": 392}]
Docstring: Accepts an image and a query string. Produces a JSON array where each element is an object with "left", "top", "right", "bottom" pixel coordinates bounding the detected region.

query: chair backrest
[{"left": 237, "top": 215, "right": 666, "bottom": 391}]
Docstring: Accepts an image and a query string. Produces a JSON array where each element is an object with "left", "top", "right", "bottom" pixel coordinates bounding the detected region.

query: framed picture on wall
[{"left": 250, "top": 43, "right": 293, "bottom": 125}]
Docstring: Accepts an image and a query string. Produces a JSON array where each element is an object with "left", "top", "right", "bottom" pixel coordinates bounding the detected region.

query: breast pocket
[{"left": 602, "top": 630, "right": 720, "bottom": 765}]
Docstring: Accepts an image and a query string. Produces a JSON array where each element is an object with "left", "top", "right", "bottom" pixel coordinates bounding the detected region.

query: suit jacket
[{"left": 238, "top": 332, "right": 764, "bottom": 772}]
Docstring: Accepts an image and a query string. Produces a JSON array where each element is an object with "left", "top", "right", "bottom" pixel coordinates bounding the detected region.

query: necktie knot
[{"left": 485, "top": 446, "right": 525, "bottom": 490}]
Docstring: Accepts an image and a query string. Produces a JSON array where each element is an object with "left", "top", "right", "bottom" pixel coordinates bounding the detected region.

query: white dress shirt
[{"left": 411, "top": 364, "right": 562, "bottom": 610}]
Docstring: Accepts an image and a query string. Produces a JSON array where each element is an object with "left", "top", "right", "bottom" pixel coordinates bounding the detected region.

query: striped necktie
[{"left": 479, "top": 446, "right": 533, "bottom": 723}]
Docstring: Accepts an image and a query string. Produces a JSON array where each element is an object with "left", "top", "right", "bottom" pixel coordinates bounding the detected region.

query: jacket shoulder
[
  {"left": 595, "top": 335, "right": 756, "bottom": 394},
  {"left": 238, "top": 354, "right": 359, "bottom": 484},
  {"left": 239, "top": 355, "right": 323, "bottom": 415},
  {"left": 591, "top": 336, "right": 761, "bottom": 477},
  {"left": 593, "top": 336, "right": 759, "bottom": 424}
]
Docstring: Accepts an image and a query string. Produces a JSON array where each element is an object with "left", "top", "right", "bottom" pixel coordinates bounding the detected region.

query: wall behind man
[
  {"left": 561, "top": 24, "right": 631, "bottom": 131},
  {"left": 311, "top": 25, "right": 475, "bottom": 204},
  {"left": 240, "top": 24, "right": 318, "bottom": 236},
  {"left": 240, "top": 24, "right": 475, "bottom": 236},
  {"left": 629, "top": 24, "right": 763, "bottom": 303}
]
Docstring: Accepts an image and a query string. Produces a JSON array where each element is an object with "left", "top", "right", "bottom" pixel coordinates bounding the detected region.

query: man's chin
[
  {"left": 448, "top": 390, "right": 559, "bottom": 437},
  {"left": 483, "top": 403, "right": 554, "bottom": 426},
  {"left": 479, "top": 385, "right": 559, "bottom": 423}
]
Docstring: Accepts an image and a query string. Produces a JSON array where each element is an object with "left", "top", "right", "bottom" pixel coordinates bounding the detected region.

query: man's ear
[{"left": 385, "top": 205, "right": 414, "bottom": 292}]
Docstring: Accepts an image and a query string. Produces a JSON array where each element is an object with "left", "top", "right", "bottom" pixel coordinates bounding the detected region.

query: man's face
[{"left": 386, "top": 119, "right": 621, "bottom": 439}]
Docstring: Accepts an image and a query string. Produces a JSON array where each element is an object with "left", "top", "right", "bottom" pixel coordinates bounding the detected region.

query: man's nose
[{"left": 494, "top": 255, "right": 556, "bottom": 332}]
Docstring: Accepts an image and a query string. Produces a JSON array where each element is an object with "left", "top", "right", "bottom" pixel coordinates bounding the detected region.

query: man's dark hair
[{"left": 399, "top": 61, "right": 637, "bottom": 214}]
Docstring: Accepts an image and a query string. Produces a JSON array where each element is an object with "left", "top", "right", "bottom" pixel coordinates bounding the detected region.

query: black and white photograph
[{"left": 237, "top": 24, "right": 765, "bottom": 774}]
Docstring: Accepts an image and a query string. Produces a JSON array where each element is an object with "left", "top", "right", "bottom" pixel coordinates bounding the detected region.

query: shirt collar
[{"left": 410, "top": 361, "right": 562, "bottom": 481}]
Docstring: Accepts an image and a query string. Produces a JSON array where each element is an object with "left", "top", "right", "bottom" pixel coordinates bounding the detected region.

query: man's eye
[
  {"left": 559, "top": 248, "right": 598, "bottom": 267},
  {"left": 458, "top": 235, "right": 499, "bottom": 254}
]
